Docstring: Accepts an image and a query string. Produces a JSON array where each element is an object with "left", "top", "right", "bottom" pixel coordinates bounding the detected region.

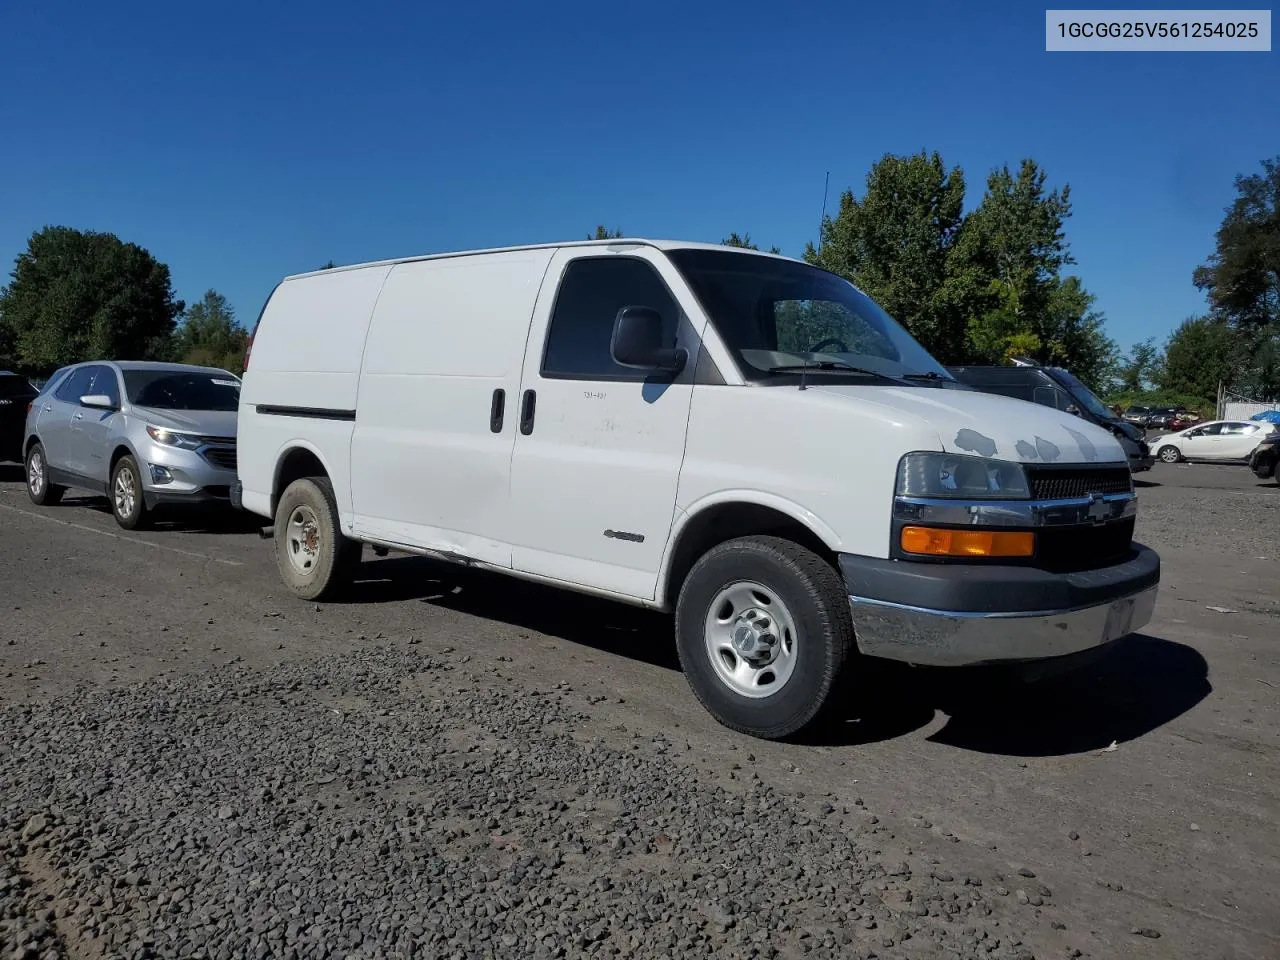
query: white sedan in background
[{"left": 1152, "top": 419, "right": 1278, "bottom": 463}]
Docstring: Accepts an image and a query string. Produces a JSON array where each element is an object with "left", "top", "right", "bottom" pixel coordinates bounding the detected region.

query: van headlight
[
  {"left": 146, "top": 425, "right": 203, "bottom": 450},
  {"left": 896, "top": 452, "right": 1030, "bottom": 500}
]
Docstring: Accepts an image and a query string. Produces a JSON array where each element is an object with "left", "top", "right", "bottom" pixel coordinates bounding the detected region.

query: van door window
[{"left": 541, "top": 258, "right": 680, "bottom": 380}]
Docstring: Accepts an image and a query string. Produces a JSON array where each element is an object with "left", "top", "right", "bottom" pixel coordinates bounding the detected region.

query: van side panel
[
  {"left": 237, "top": 266, "right": 391, "bottom": 522},
  {"left": 348, "top": 249, "right": 555, "bottom": 566}
]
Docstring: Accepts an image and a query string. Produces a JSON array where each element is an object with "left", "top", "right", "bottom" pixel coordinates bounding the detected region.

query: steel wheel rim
[
  {"left": 28, "top": 450, "right": 44, "bottom": 496},
  {"left": 286, "top": 505, "right": 321, "bottom": 576},
  {"left": 703, "top": 580, "right": 799, "bottom": 699},
  {"left": 114, "top": 466, "right": 136, "bottom": 518}
]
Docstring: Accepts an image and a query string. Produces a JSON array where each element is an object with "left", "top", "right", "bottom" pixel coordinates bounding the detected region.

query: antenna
[{"left": 816, "top": 170, "right": 830, "bottom": 254}]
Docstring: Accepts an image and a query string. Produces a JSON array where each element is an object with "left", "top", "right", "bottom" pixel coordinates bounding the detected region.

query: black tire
[
  {"left": 273, "top": 476, "right": 362, "bottom": 601},
  {"left": 1157, "top": 445, "right": 1181, "bottom": 463},
  {"left": 25, "top": 442, "right": 64, "bottom": 506},
  {"left": 674, "top": 535, "right": 854, "bottom": 740},
  {"left": 110, "top": 455, "right": 151, "bottom": 530}
]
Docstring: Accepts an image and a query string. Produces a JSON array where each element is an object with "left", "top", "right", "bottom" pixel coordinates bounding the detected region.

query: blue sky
[{"left": 1, "top": 0, "right": 1276, "bottom": 356}]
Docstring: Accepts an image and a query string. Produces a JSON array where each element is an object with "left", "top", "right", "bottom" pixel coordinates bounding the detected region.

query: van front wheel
[
  {"left": 675, "top": 535, "right": 853, "bottom": 740},
  {"left": 273, "top": 477, "right": 361, "bottom": 601}
]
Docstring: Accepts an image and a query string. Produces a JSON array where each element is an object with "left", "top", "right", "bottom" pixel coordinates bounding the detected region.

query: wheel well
[
  {"left": 24, "top": 434, "right": 40, "bottom": 458},
  {"left": 272, "top": 447, "right": 328, "bottom": 513},
  {"left": 109, "top": 445, "right": 133, "bottom": 475},
  {"left": 662, "top": 503, "right": 838, "bottom": 610}
]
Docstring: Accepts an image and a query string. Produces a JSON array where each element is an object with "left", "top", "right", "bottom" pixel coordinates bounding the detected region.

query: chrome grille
[{"left": 1026, "top": 466, "right": 1132, "bottom": 501}]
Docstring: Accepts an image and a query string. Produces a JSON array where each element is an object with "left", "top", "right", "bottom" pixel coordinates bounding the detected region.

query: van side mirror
[
  {"left": 79, "top": 394, "right": 116, "bottom": 411},
  {"left": 610, "top": 306, "right": 686, "bottom": 374}
]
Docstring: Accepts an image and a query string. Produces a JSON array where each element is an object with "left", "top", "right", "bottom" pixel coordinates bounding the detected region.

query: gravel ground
[
  {"left": 1, "top": 648, "right": 1058, "bottom": 960},
  {"left": 1, "top": 461, "right": 1277, "bottom": 960}
]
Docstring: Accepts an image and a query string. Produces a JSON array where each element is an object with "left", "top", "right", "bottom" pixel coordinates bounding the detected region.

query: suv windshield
[
  {"left": 1051, "top": 368, "right": 1114, "bottom": 421},
  {"left": 123, "top": 370, "right": 240, "bottom": 411},
  {"left": 667, "top": 250, "right": 953, "bottom": 384}
]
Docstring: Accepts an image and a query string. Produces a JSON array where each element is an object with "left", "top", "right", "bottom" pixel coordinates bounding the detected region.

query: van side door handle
[
  {"left": 519, "top": 389, "right": 536, "bottom": 435},
  {"left": 489, "top": 388, "right": 505, "bottom": 433}
]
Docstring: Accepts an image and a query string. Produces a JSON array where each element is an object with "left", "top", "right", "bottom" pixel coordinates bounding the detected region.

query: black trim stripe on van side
[{"left": 255, "top": 404, "right": 357, "bottom": 422}]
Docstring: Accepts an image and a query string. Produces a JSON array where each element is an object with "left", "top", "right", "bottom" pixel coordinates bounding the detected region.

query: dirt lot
[{"left": 1, "top": 461, "right": 1277, "bottom": 960}]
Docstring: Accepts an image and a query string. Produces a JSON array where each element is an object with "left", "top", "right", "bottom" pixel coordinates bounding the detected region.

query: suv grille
[
  {"left": 202, "top": 447, "right": 237, "bottom": 471},
  {"left": 1026, "top": 466, "right": 1131, "bottom": 501}
]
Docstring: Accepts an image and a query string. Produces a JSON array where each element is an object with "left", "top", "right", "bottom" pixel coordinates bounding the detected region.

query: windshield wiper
[
  {"left": 765, "top": 361, "right": 891, "bottom": 378},
  {"left": 899, "top": 371, "right": 952, "bottom": 382}
]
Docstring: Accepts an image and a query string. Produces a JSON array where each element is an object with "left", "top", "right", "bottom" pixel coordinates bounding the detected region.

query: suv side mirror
[
  {"left": 610, "top": 306, "right": 686, "bottom": 374},
  {"left": 79, "top": 394, "right": 116, "bottom": 411}
]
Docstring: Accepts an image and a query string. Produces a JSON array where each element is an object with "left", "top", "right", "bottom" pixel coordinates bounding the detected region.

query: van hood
[
  {"left": 810, "top": 384, "right": 1127, "bottom": 465},
  {"left": 132, "top": 407, "right": 238, "bottom": 439}
]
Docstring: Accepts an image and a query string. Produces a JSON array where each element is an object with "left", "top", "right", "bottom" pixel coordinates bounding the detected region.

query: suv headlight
[
  {"left": 896, "top": 452, "right": 1031, "bottom": 500},
  {"left": 146, "top": 425, "right": 203, "bottom": 450}
]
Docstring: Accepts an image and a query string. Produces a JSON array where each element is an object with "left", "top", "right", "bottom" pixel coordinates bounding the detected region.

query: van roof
[{"left": 283, "top": 239, "right": 800, "bottom": 282}]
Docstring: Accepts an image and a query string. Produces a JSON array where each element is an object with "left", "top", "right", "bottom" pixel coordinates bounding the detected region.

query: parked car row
[{"left": 1123, "top": 404, "right": 1201, "bottom": 432}]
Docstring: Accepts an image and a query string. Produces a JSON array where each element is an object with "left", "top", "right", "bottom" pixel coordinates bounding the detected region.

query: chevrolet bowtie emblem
[{"left": 1086, "top": 494, "right": 1110, "bottom": 524}]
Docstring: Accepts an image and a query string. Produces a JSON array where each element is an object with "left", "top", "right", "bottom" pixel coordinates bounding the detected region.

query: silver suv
[{"left": 23, "top": 361, "right": 240, "bottom": 529}]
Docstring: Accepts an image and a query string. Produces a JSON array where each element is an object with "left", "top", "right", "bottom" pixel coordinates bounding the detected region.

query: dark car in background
[
  {"left": 948, "top": 364, "right": 1154, "bottom": 473},
  {"left": 1250, "top": 431, "right": 1280, "bottom": 483},
  {"left": 0, "top": 371, "right": 39, "bottom": 463}
]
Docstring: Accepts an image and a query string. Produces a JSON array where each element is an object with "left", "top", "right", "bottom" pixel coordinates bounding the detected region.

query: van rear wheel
[
  {"left": 274, "top": 477, "right": 361, "bottom": 601},
  {"left": 674, "top": 535, "right": 853, "bottom": 740}
]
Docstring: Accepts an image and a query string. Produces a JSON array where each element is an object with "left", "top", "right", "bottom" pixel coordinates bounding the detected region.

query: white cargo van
[{"left": 235, "top": 240, "right": 1159, "bottom": 740}]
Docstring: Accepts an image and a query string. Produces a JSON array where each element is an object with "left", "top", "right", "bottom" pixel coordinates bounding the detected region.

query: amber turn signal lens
[{"left": 900, "top": 526, "right": 1035, "bottom": 558}]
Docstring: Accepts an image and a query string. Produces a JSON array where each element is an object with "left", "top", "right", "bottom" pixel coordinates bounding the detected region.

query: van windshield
[
  {"left": 1050, "top": 368, "right": 1114, "bottom": 421},
  {"left": 666, "top": 249, "right": 953, "bottom": 384},
  {"left": 123, "top": 370, "right": 241, "bottom": 411}
]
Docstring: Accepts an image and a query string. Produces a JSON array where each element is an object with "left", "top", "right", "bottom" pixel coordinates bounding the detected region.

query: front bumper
[
  {"left": 138, "top": 440, "right": 237, "bottom": 508},
  {"left": 1129, "top": 454, "right": 1154, "bottom": 473},
  {"left": 840, "top": 545, "right": 1160, "bottom": 667}
]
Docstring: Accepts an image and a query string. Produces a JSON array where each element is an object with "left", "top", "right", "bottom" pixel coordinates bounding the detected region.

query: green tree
[
  {"left": 174, "top": 289, "right": 247, "bottom": 373},
  {"left": 1194, "top": 157, "right": 1280, "bottom": 329},
  {"left": 1033, "top": 276, "right": 1118, "bottom": 391},
  {"left": 0, "top": 226, "right": 183, "bottom": 373},
  {"left": 722, "top": 232, "right": 781, "bottom": 254},
  {"left": 1193, "top": 157, "right": 1280, "bottom": 398},
  {"left": 952, "top": 159, "right": 1073, "bottom": 363},
  {"left": 1115, "top": 337, "right": 1162, "bottom": 394},
  {"left": 587, "top": 225, "right": 624, "bottom": 240},
  {"left": 1157, "top": 316, "right": 1240, "bottom": 403},
  {"left": 805, "top": 151, "right": 967, "bottom": 359}
]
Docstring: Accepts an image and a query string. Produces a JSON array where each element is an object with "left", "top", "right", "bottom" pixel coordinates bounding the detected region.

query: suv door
[
  {"left": 69, "top": 365, "right": 121, "bottom": 484},
  {"left": 507, "top": 248, "right": 702, "bottom": 599},
  {"left": 38, "top": 365, "right": 96, "bottom": 475}
]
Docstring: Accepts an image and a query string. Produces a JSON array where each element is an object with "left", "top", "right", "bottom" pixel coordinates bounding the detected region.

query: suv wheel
[
  {"left": 111, "top": 455, "right": 151, "bottom": 530},
  {"left": 674, "top": 535, "right": 854, "bottom": 740},
  {"left": 273, "top": 477, "right": 362, "bottom": 601},
  {"left": 25, "top": 443, "right": 64, "bottom": 506}
]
